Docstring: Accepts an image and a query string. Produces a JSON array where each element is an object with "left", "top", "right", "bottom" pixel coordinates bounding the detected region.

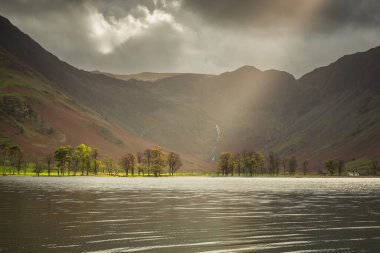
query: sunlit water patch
[{"left": 1, "top": 177, "right": 380, "bottom": 252}]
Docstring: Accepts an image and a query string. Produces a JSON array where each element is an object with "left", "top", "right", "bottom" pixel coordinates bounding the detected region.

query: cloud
[
  {"left": 87, "top": 5, "right": 183, "bottom": 54},
  {"left": 0, "top": 0, "right": 380, "bottom": 77}
]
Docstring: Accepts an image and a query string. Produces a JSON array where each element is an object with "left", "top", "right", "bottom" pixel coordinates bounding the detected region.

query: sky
[{"left": 0, "top": 0, "right": 380, "bottom": 77}]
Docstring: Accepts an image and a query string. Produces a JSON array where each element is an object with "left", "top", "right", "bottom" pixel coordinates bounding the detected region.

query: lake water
[{"left": 1, "top": 177, "right": 380, "bottom": 253}]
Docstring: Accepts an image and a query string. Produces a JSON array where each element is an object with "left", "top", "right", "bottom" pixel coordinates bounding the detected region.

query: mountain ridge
[{"left": 1, "top": 15, "right": 379, "bottom": 171}]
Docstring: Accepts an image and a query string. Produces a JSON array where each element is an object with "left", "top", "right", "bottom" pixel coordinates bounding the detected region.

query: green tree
[
  {"left": 242, "top": 151, "right": 256, "bottom": 176},
  {"left": 151, "top": 147, "right": 166, "bottom": 177},
  {"left": 75, "top": 144, "right": 92, "bottom": 176},
  {"left": 104, "top": 155, "right": 117, "bottom": 176},
  {"left": 54, "top": 145, "right": 73, "bottom": 176},
  {"left": 325, "top": 160, "right": 337, "bottom": 176},
  {"left": 255, "top": 152, "right": 265, "bottom": 176},
  {"left": 167, "top": 151, "right": 182, "bottom": 176},
  {"left": 233, "top": 153, "right": 242, "bottom": 176}
]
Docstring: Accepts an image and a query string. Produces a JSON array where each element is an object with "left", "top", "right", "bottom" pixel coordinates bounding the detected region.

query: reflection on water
[{"left": 1, "top": 177, "right": 380, "bottom": 252}]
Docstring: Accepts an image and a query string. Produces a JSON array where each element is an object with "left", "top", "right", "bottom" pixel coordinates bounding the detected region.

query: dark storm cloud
[
  {"left": 0, "top": 0, "right": 380, "bottom": 76},
  {"left": 181, "top": 0, "right": 380, "bottom": 32}
]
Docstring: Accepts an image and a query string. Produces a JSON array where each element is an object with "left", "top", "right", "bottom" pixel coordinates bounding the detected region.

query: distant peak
[{"left": 235, "top": 65, "right": 261, "bottom": 72}]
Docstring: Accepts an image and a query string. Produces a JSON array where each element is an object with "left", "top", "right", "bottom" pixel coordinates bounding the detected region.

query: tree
[
  {"left": 9, "top": 145, "right": 21, "bottom": 175},
  {"left": 167, "top": 151, "right": 182, "bottom": 176},
  {"left": 104, "top": 155, "right": 117, "bottom": 176},
  {"left": 54, "top": 145, "right": 74, "bottom": 176},
  {"left": 143, "top": 149, "right": 153, "bottom": 176},
  {"left": 75, "top": 144, "right": 92, "bottom": 176},
  {"left": 151, "top": 147, "right": 166, "bottom": 177},
  {"left": 242, "top": 151, "right": 256, "bottom": 176},
  {"left": 370, "top": 159, "right": 379, "bottom": 176},
  {"left": 218, "top": 152, "right": 233, "bottom": 176},
  {"left": 45, "top": 153, "right": 53, "bottom": 176},
  {"left": 33, "top": 161, "right": 44, "bottom": 176},
  {"left": 92, "top": 148, "right": 99, "bottom": 175},
  {"left": 268, "top": 151, "right": 279, "bottom": 176},
  {"left": 233, "top": 153, "right": 242, "bottom": 176},
  {"left": 282, "top": 158, "right": 288, "bottom": 176},
  {"left": 122, "top": 153, "right": 136, "bottom": 176},
  {"left": 325, "top": 160, "right": 337, "bottom": 176},
  {"left": 136, "top": 151, "right": 143, "bottom": 176},
  {"left": 289, "top": 156, "right": 298, "bottom": 176},
  {"left": 302, "top": 160, "right": 309, "bottom": 176},
  {"left": 0, "top": 143, "right": 10, "bottom": 175},
  {"left": 337, "top": 160, "right": 345, "bottom": 176},
  {"left": 255, "top": 152, "right": 265, "bottom": 176}
]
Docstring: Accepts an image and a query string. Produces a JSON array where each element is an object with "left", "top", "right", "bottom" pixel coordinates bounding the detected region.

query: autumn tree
[
  {"left": 167, "top": 151, "right": 182, "bottom": 176},
  {"left": 136, "top": 151, "right": 143, "bottom": 176},
  {"left": 218, "top": 152, "right": 233, "bottom": 176},
  {"left": 122, "top": 153, "right": 136, "bottom": 176},
  {"left": 143, "top": 149, "right": 153, "bottom": 176}
]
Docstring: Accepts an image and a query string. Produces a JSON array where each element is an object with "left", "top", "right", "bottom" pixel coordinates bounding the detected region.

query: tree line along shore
[{"left": 0, "top": 143, "right": 379, "bottom": 177}]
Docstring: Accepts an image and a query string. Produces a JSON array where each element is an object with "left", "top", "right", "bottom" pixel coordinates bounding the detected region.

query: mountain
[
  {"left": 0, "top": 15, "right": 379, "bottom": 171},
  {"left": 0, "top": 16, "right": 212, "bottom": 171},
  {"left": 92, "top": 71, "right": 185, "bottom": 82}
]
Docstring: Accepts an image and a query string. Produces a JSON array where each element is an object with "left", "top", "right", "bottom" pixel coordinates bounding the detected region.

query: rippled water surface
[{"left": 1, "top": 177, "right": 380, "bottom": 252}]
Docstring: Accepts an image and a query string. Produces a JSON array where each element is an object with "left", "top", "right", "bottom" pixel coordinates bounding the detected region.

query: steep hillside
[
  {"left": 279, "top": 47, "right": 380, "bottom": 165},
  {"left": 1, "top": 15, "right": 379, "bottom": 171},
  {"left": 0, "top": 17, "right": 212, "bottom": 171}
]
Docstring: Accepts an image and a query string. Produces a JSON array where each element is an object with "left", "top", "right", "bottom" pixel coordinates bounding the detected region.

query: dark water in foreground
[{"left": 1, "top": 177, "right": 380, "bottom": 253}]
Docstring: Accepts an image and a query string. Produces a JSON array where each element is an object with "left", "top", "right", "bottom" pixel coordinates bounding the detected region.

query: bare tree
[
  {"left": 282, "top": 158, "right": 288, "bottom": 176},
  {"left": 370, "top": 159, "right": 379, "bottom": 176},
  {"left": 337, "top": 160, "right": 345, "bottom": 176},
  {"left": 167, "top": 151, "right": 182, "bottom": 176},
  {"left": 302, "top": 160, "right": 309, "bottom": 176},
  {"left": 289, "top": 156, "right": 298, "bottom": 176}
]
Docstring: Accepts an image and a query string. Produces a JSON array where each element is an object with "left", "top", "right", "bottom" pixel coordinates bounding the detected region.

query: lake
[{"left": 1, "top": 177, "right": 380, "bottom": 252}]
